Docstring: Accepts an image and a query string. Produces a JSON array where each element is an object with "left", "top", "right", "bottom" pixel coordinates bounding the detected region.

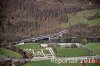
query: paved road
[
  {"left": 3, "top": 55, "right": 100, "bottom": 62},
  {"left": 21, "top": 30, "right": 67, "bottom": 42}
]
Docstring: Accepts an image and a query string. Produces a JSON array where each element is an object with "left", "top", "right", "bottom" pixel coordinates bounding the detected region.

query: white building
[
  {"left": 57, "top": 43, "right": 79, "bottom": 48},
  {"left": 17, "top": 42, "right": 24, "bottom": 45},
  {"left": 40, "top": 44, "right": 48, "bottom": 48}
]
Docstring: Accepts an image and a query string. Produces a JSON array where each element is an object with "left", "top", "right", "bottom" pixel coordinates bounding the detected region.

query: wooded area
[{"left": 0, "top": 0, "right": 100, "bottom": 45}]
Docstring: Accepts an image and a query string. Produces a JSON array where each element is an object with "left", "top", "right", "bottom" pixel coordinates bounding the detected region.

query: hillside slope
[{"left": 0, "top": 0, "right": 100, "bottom": 44}]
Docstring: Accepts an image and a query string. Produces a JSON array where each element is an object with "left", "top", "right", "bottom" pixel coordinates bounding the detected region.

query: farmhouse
[
  {"left": 40, "top": 44, "right": 48, "bottom": 48},
  {"left": 57, "top": 43, "right": 78, "bottom": 48}
]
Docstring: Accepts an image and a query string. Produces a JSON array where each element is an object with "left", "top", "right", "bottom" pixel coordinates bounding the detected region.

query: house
[
  {"left": 17, "top": 42, "right": 24, "bottom": 45},
  {"left": 57, "top": 43, "right": 78, "bottom": 48},
  {"left": 40, "top": 44, "right": 48, "bottom": 48}
]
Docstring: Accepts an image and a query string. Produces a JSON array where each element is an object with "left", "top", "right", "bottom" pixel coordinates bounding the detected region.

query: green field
[
  {"left": 56, "top": 47, "right": 92, "bottom": 57},
  {"left": 16, "top": 43, "right": 94, "bottom": 57},
  {"left": 0, "top": 48, "right": 21, "bottom": 58},
  {"left": 60, "top": 9, "right": 100, "bottom": 29},
  {"left": 86, "top": 63, "right": 100, "bottom": 66},
  {"left": 43, "top": 50, "right": 51, "bottom": 54},
  {"left": 87, "top": 18, "right": 100, "bottom": 26},
  {"left": 15, "top": 43, "right": 100, "bottom": 66},
  {"left": 23, "top": 60, "right": 80, "bottom": 66},
  {"left": 16, "top": 43, "right": 40, "bottom": 49},
  {"left": 85, "top": 43, "right": 100, "bottom": 55},
  {"left": 16, "top": 43, "right": 51, "bottom": 55},
  {"left": 23, "top": 60, "right": 99, "bottom": 66}
]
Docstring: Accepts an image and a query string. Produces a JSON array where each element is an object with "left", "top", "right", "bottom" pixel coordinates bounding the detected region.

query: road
[
  {"left": 3, "top": 55, "right": 100, "bottom": 62},
  {"left": 21, "top": 30, "right": 68, "bottom": 42}
]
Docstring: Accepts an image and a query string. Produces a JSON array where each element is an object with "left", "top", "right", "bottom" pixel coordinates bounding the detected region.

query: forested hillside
[{"left": 0, "top": 0, "right": 100, "bottom": 45}]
